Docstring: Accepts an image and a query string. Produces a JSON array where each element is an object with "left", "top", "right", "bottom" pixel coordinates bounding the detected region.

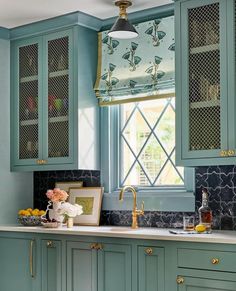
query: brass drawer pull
[
  {"left": 95, "top": 243, "right": 103, "bottom": 250},
  {"left": 47, "top": 241, "right": 53, "bottom": 248},
  {"left": 145, "top": 248, "right": 153, "bottom": 255},
  {"left": 30, "top": 240, "right": 35, "bottom": 278},
  {"left": 211, "top": 258, "right": 219, "bottom": 265},
  {"left": 176, "top": 276, "right": 184, "bottom": 284}
]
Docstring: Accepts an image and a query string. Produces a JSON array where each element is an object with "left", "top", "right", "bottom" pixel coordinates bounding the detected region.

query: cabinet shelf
[
  {"left": 190, "top": 99, "right": 220, "bottom": 109},
  {"left": 190, "top": 43, "right": 219, "bottom": 55},
  {"left": 20, "top": 115, "right": 69, "bottom": 126},
  {"left": 19, "top": 70, "right": 69, "bottom": 83}
]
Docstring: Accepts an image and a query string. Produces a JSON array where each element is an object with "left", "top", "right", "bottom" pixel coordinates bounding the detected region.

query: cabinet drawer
[{"left": 178, "top": 248, "right": 236, "bottom": 272}]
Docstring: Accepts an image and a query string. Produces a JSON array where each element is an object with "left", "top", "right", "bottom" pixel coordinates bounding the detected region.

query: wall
[
  {"left": 0, "top": 38, "right": 33, "bottom": 224},
  {"left": 34, "top": 170, "right": 100, "bottom": 209},
  {"left": 101, "top": 166, "right": 236, "bottom": 230},
  {"left": 34, "top": 166, "right": 236, "bottom": 230}
]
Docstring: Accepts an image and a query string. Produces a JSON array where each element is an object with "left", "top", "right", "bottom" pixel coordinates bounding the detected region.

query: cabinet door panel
[
  {"left": 67, "top": 242, "right": 97, "bottom": 291},
  {"left": 98, "top": 244, "right": 132, "bottom": 291},
  {"left": 138, "top": 246, "right": 164, "bottom": 291},
  {"left": 178, "top": 276, "right": 236, "bottom": 291},
  {"left": 43, "top": 30, "right": 74, "bottom": 165},
  {"left": 0, "top": 237, "right": 35, "bottom": 291},
  {"left": 42, "top": 239, "right": 62, "bottom": 291},
  {"left": 12, "top": 37, "right": 43, "bottom": 166},
  {"left": 177, "top": 0, "right": 228, "bottom": 162}
]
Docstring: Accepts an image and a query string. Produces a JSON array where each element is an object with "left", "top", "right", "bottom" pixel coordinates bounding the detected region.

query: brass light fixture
[{"left": 108, "top": 0, "right": 138, "bottom": 39}]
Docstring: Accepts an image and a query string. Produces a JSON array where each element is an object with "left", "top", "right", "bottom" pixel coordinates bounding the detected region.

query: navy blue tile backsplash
[
  {"left": 34, "top": 166, "right": 236, "bottom": 230},
  {"left": 34, "top": 170, "right": 100, "bottom": 210}
]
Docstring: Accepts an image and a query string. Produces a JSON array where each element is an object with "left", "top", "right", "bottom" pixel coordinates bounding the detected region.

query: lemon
[{"left": 195, "top": 224, "right": 206, "bottom": 233}]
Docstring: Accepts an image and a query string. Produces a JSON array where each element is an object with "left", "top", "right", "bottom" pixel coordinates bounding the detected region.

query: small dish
[{"left": 41, "top": 221, "right": 60, "bottom": 228}]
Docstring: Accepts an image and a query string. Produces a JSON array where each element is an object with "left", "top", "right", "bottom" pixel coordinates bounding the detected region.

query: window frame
[{"left": 100, "top": 105, "right": 195, "bottom": 212}]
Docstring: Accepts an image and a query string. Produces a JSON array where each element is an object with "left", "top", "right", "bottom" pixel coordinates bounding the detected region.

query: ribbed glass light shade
[{"left": 108, "top": 18, "right": 138, "bottom": 39}]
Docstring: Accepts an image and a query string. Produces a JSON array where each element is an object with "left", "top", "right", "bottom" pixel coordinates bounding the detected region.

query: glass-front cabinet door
[
  {"left": 44, "top": 31, "right": 73, "bottom": 165},
  {"left": 12, "top": 38, "right": 43, "bottom": 166},
  {"left": 179, "top": 0, "right": 228, "bottom": 160}
]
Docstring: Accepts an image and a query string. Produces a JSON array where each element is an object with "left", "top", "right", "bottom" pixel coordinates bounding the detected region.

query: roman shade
[{"left": 94, "top": 15, "right": 175, "bottom": 106}]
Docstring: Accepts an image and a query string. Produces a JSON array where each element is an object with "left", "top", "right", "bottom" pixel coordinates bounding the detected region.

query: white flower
[{"left": 58, "top": 202, "right": 83, "bottom": 218}]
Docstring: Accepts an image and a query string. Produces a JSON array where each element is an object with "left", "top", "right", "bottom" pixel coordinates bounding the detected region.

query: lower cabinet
[
  {"left": 66, "top": 241, "right": 132, "bottom": 291},
  {"left": 177, "top": 276, "right": 236, "bottom": 291},
  {"left": 0, "top": 236, "right": 36, "bottom": 291},
  {"left": 138, "top": 246, "right": 165, "bottom": 291},
  {"left": 42, "top": 239, "right": 62, "bottom": 291}
]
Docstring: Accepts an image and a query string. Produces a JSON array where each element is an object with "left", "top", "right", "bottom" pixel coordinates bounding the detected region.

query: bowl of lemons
[{"left": 18, "top": 208, "right": 46, "bottom": 226}]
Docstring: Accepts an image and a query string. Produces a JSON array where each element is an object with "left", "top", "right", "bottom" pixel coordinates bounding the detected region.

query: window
[{"left": 120, "top": 97, "right": 184, "bottom": 188}]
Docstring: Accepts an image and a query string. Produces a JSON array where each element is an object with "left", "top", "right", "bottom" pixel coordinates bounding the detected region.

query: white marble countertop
[{"left": 0, "top": 225, "right": 236, "bottom": 244}]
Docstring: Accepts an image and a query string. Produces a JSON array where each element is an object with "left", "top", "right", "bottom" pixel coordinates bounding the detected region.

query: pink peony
[{"left": 46, "top": 188, "right": 68, "bottom": 202}]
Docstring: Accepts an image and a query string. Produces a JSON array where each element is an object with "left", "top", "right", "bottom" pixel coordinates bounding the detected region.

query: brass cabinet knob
[
  {"left": 220, "top": 150, "right": 228, "bottom": 157},
  {"left": 96, "top": 243, "right": 103, "bottom": 250},
  {"left": 37, "top": 159, "right": 42, "bottom": 164},
  {"left": 145, "top": 248, "right": 153, "bottom": 255},
  {"left": 228, "top": 150, "right": 235, "bottom": 156},
  {"left": 211, "top": 258, "right": 219, "bottom": 265},
  {"left": 176, "top": 276, "right": 184, "bottom": 284},
  {"left": 90, "top": 243, "right": 97, "bottom": 249},
  {"left": 42, "top": 160, "right": 48, "bottom": 164},
  {"left": 47, "top": 241, "right": 53, "bottom": 248}
]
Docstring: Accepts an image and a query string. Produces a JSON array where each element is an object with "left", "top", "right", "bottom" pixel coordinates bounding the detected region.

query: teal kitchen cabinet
[
  {"left": 11, "top": 24, "right": 99, "bottom": 171},
  {"left": 175, "top": 0, "right": 236, "bottom": 166},
  {"left": 41, "top": 239, "right": 62, "bottom": 291},
  {"left": 66, "top": 241, "right": 132, "bottom": 291},
  {"left": 177, "top": 277, "right": 236, "bottom": 291},
  {"left": 98, "top": 243, "right": 132, "bottom": 291},
  {"left": 138, "top": 246, "right": 165, "bottom": 291},
  {"left": 0, "top": 236, "right": 37, "bottom": 291}
]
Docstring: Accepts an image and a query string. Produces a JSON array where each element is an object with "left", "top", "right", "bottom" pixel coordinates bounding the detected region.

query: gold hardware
[
  {"left": 47, "top": 241, "right": 53, "bottom": 248},
  {"left": 95, "top": 243, "right": 103, "bottom": 250},
  {"left": 228, "top": 150, "right": 235, "bottom": 156},
  {"left": 145, "top": 248, "right": 153, "bottom": 255},
  {"left": 30, "top": 240, "right": 35, "bottom": 278},
  {"left": 176, "top": 276, "right": 184, "bottom": 284},
  {"left": 119, "top": 186, "right": 144, "bottom": 229},
  {"left": 115, "top": 1, "right": 132, "bottom": 19},
  {"left": 220, "top": 150, "right": 228, "bottom": 157},
  {"left": 37, "top": 159, "right": 41, "bottom": 165},
  {"left": 90, "top": 243, "right": 97, "bottom": 250},
  {"left": 211, "top": 258, "right": 219, "bottom": 265},
  {"left": 42, "top": 160, "right": 47, "bottom": 164}
]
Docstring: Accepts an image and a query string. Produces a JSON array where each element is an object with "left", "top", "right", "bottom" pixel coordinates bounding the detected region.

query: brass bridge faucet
[{"left": 119, "top": 185, "right": 144, "bottom": 229}]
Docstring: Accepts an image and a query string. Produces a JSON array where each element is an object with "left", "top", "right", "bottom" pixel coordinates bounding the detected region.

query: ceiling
[{"left": 0, "top": 0, "right": 172, "bottom": 28}]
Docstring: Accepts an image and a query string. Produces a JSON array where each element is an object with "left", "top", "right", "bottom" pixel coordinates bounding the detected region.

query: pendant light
[{"left": 108, "top": 0, "right": 138, "bottom": 39}]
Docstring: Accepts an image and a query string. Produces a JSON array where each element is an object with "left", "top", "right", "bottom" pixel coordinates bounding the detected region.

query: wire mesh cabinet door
[
  {"left": 43, "top": 30, "right": 74, "bottom": 166},
  {"left": 11, "top": 37, "right": 43, "bottom": 167},
  {"left": 176, "top": 0, "right": 229, "bottom": 165}
]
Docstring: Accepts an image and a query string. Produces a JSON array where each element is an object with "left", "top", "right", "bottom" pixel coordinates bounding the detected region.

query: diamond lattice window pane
[
  {"left": 120, "top": 98, "right": 184, "bottom": 187},
  {"left": 155, "top": 100, "right": 175, "bottom": 155}
]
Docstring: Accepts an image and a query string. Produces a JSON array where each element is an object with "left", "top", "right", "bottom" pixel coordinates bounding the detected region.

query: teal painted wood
[
  {"left": 0, "top": 237, "right": 36, "bottom": 291},
  {"left": 0, "top": 27, "right": 9, "bottom": 39},
  {"left": 10, "top": 12, "right": 102, "bottom": 40},
  {"left": 43, "top": 29, "right": 74, "bottom": 165},
  {"left": 138, "top": 246, "right": 165, "bottom": 291},
  {"left": 98, "top": 243, "right": 132, "bottom": 291},
  {"left": 66, "top": 241, "right": 98, "bottom": 291},
  {"left": 41, "top": 239, "right": 62, "bottom": 291},
  {"left": 11, "top": 36, "right": 44, "bottom": 167},
  {"left": 180, "top": 0, "right": 228, "bottom": 161},
  {"left": 177, "top": 277, "right": 236, "bottom": 291},
  {"left": 178, "top": 248, "right": 236, "bottom": 273}
]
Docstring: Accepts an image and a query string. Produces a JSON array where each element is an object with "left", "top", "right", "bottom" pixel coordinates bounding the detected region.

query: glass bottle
[{"left": 198, "top": 189, "right": 212, "bottom": 231}]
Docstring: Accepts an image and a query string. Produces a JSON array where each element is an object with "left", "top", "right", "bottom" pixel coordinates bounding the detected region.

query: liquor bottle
[{"left": 198, "top": 189, "right": 212, "bottom": 231}]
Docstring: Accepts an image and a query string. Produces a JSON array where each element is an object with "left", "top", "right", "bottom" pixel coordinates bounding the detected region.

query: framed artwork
[
  {"left": 55, "top": 181, "right": 83, "bottom": 194},
  {"left": 68, "top": 187, "right": 103, "bottom": 225}
]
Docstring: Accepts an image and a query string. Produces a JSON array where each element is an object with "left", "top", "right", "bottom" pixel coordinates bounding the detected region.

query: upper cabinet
[
  {"left": 11, "top": 25, "right": 99, "bottom": 171},
  {"left": 175, "top": 0, "right": 236, "bottom": 166}
]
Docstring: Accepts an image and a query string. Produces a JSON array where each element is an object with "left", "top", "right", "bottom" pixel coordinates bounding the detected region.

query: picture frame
[
  {"left": 55, "top": 181, "right": 83, "bottom": 194},
  {"left": 68, "top": 187, "right": 103, "bottom": 226}
]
